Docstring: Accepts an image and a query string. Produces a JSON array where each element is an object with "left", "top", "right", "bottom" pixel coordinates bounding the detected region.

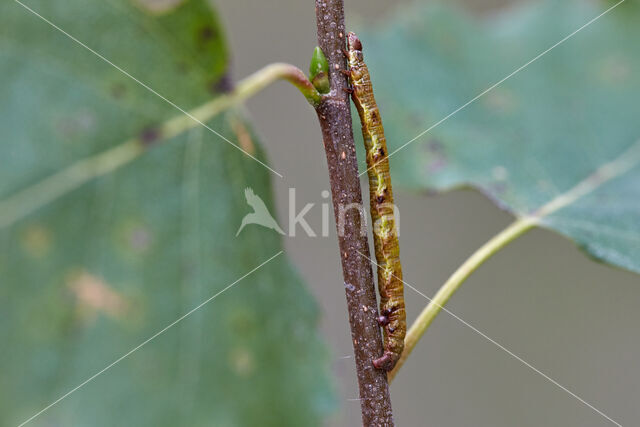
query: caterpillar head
[{"left": 347, "top": 32, "right": 362, "bottom": 52}]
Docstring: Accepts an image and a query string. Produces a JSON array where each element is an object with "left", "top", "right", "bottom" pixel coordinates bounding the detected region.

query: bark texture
[{"left": 314, "top": 1, "right": 394, "bottom": 425}]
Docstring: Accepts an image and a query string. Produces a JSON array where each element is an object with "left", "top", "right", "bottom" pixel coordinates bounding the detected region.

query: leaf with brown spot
[
  {"left": 67, "top": 270, "right": 129, "bottom": 321},
  {"left": 0, "top": 0, "right": 332, "bottom": 425},
  {"left": 230, "top": 114, "right": 256, "bottom": 155}
]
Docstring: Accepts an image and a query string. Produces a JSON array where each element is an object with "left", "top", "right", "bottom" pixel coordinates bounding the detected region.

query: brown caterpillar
[{"left": 346, "top": 32, "right": 406, "bottom": 371}]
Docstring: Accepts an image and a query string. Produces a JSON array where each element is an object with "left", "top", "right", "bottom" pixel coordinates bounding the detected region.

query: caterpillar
[{"left": 345, "top": 32, "right": 406, "bottom": 371}]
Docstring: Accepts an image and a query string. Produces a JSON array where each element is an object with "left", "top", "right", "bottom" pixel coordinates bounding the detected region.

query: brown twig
[{"left": 314, "top": 0, "right": 394, "bottom": 425}]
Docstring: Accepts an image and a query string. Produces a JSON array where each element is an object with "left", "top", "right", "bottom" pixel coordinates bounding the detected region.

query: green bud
[{"left": 309, "top": 46, "right": 330, "bottom": 94}]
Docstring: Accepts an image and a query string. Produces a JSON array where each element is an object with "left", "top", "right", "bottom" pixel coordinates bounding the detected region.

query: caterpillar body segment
[{"left": 346, "top": 32, "right": 406, "bottom": 372}]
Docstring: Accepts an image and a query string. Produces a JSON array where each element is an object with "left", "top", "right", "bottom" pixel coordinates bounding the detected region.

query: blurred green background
[{"left": 216, "top": 0, "right": 640, "bottom": 426}]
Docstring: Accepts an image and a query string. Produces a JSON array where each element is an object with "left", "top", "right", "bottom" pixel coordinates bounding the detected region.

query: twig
[{"left": 314, "top": 0, "right": 394, "bottom": 425}]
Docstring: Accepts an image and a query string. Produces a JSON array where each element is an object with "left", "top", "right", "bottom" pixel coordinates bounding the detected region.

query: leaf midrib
[{"left": 531, "top": 139, "right": 640, "bottom": 222}]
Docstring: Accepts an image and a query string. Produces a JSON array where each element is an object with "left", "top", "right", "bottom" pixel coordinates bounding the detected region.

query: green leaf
[
  {"left": 358, "top": 0, "right": 640, "bottom": 274},
  {"left": 0, "top": 1, "right": 333, "bottom": 425}
]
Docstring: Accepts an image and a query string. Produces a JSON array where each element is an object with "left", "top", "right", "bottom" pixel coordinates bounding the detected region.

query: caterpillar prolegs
[{"left": 346, "top": 32, "right": 406, "bottom": 371}]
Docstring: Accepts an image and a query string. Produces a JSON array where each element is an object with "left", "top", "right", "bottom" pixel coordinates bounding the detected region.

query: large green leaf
[
  {"left": 0, "top": 1, "right": 332, "bottom": 425},
  {"left": 359, "top": 0, "right": 640, "bottom": 274}
]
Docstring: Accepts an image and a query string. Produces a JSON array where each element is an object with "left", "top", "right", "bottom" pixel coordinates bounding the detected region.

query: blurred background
[{"left": 216, "top": 0, "right": 640, "bottom": 426}]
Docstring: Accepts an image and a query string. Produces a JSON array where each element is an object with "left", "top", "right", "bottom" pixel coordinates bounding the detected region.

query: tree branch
[{"left": 314, "top": 1, "right": 394, "bottom": 425}]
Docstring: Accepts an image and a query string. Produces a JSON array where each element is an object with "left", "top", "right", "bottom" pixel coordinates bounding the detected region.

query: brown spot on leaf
[
  {"left": 109, "top": 83, "right": 127, "bottom": 99},
  {"left": 229, "top": 347, "right": 255, "bottom": 377},
  {"left": 198, "top": 25, "right": 216, "bottom": 42},
  {"left": 228, "top": 309, "right": 257, "bottom": 337},
  {"left": 139, "top": 125, "right": 161, "bottom": 146},
  {"left": 118, "top": 220, "right": 154, "bottom": 254},
  {"left": 67, "top": 270, "right": 129, "bottom": 320},
  {"left": 230, "top": 116, "right": 255, "bottom": 155},
  {"left": 21, "top": 224, "right": 52, "bottom": 257},
  {"left": 209, "top": 74, "right": 233, "bottom": 94},
  {"left": 426, "top": 139, "right": 444, "bottom": 153},
  {"left": 175, "top": 62, "right": 189, "bottom": 75}
]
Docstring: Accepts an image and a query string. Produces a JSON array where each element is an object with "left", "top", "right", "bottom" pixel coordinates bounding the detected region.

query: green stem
[
  {"left": 273, "top": 63, "right": 323, "bottom": 106},
  {"left": 389, "top": 216, "right": 537, "bottom": 382},
  {"left": 0, "top": 63, "right": 317, "bottom": 229},
  {"left": 158, "top": 63, "right": 320, "bottom": 140}
]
